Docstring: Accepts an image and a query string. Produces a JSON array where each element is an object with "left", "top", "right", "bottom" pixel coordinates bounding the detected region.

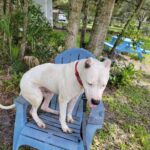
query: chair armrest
[
  {"left": 85, "top": 101, "right": 105, "bottom": 150},
  {"left": 88, "top": 101, "right": 104, "bottom": 126},
  {"left": 14, "top": 96, "right": 29, "bottom": 129}
]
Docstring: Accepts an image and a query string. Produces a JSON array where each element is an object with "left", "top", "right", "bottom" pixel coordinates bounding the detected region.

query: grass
[
  {"left": 91, "top": 85, "right": 150, "bottom": 150},
  {"left": 109, "top": 26, "right": 123, "bottom": 33},
  {"left": 142, "top": 36, "right": 150, "bottom": 50}
]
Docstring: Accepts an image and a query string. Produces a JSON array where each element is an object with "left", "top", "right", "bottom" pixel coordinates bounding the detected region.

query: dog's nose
[{"left": 91, "top": 99, "right": 100, "bottom": 105}]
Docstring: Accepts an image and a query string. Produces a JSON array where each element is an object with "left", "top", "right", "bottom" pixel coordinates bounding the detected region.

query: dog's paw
[
  {"left": 67, "top": 115, "right": 75, "bottom": 123},
  {"left": 62, "top": 124, "right": 72, "bottom": 133},
  {"left": 37, "top": 121, "right": 46, "bottom": 128}
]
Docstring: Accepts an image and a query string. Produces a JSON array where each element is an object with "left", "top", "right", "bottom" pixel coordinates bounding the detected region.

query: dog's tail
[{"left": 0, "top": 103, "right": 16, "bottom": 109}]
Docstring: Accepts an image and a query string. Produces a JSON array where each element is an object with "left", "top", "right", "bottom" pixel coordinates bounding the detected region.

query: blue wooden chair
[
  {"left": 104, "top": 36, "right": 145, "bottom": 59},
  {"left": 13, "top": 48, "right": 105, "bottom": 150},
  {"left": 104, "top": 35, "right": 117, "bottom": 48}
]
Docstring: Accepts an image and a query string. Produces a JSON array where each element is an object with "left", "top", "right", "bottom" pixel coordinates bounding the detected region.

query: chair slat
[{"left": 21, "top": 125, "right": 79, "bottom": 150}]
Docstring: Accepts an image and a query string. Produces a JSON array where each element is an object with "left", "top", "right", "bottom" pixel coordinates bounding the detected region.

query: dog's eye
[{"left": 88, "top": 82, "right": 93, "bottom": 86}]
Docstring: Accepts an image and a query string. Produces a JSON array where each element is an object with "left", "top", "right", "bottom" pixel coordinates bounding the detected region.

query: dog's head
[{"left": 80, "top": 57, "right": 111, "bottom": 108}]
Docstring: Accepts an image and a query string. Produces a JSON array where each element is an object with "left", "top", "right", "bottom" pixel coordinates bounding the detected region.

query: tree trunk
[
  {"left": 110, "top": 0, "right": 145, "bottom": 59},
  {"left": 88, "top": 0, "right": 115, "bottom": 56},
  {"left": 65, "top": 0, "right": 84, "bottom": 49},
  {"left": 80, "top": 0, "right": 88, "bottom": 48},
  {"left": 8, "top": 0, "right": 13, "bottom": 59},
  {"left": 137, "top": 20, "right": 142, "bottom": 30},
  {"left": 20, "top": 0, "right": 29, "bottom": 58},
  {"left": 3, "top": 0, "right": 7, "bottom": 14},
  {"left": 0, "top": 1, "right": 3, "bottom": 16}
]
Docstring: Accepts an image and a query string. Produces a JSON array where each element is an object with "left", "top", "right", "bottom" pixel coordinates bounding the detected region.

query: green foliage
[
  {"left": 124, "top": 20, "right": 142, "bottom": 48},
  {"left": 142, "top": 36, "right": 150, "bottom": 50},
  {"left": 48, "top": 30, "right": 66, "bottom": 49},
  {"left": 30, "top": 29, "right": 66, "bottom": 63},
  {"left": 0, "top": 15, "right": 12, "bottom": 60},
  {"left": 109, "top": 62, "right": 141, "bottom": 87},
  {"left": 27, "top": 5, "right": 66, "bottom": 62},
  {"left": 3, "top": 72, "right": 23, "bottom": 93},
  {"left": 12, "top": 60, "right": 28, "bottom": 74},
  {"left": 0, "top": 16, "right": 12, "bottom": 37},
  {"left": 27, "top": 4, "right": 52, "bottom": 45},
  {"left": 0, "top": 2, "right": 66, "bottom": 65},
  {"left": 11, "top": 45, "right": 20, "bottom": 61}
]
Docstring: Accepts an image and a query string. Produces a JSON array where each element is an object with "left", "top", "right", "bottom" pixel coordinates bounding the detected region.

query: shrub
[
  {"left": 0, "top": 2, "right": 66, "bottom": 65},
  {"left": 109, "top": 62, "right": 142, "bottom": 87},
  {"left": 3, "top": 72, "right": 23, "bottom": 93},
  {"left": 12, "top": 60, "right": 28, "bottom": 74}
]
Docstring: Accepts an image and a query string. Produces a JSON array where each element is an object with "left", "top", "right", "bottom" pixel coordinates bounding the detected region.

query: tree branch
[{"left": 109, "top": 0, "right": 145, "bottom": 59}]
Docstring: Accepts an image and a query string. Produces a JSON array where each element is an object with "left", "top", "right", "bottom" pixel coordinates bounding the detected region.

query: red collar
[{"left": 75, "top": 61, "right": 83, "bottom": 87}]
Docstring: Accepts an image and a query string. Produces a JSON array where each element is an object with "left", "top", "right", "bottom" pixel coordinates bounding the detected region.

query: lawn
[{"left": 91, "top": 84, "right": 150, "bottom": 150}]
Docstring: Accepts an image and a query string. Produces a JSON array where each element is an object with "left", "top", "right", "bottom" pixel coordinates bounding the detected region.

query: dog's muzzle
[{"left": 91, "top": 99, "right": 100, "bottom": 105}]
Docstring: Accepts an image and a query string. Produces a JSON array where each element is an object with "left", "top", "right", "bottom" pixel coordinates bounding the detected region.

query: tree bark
[
  {"left": 88, "top": 0, "right": 115, "bottom": 56},
  {"left": 110, "top": 0, "right": 145, "bottom": 59},
  {"left": 0, "top": 0, "right": 3, "bottom": 16},
  {"left": 3, "top": 0, "right": 7, "bottom": 14},
  {"left": 137, "top": 11, "right": 147, "bottom": 30},
  {"left": 65, "top": 0, "right": 84, "bottom": 49},
  {"left": 80, "top": 0, "right": 88, "bottom": 48},
  {"left": 137, "top": 20, "right": 142, "bottom": 30},
  {"left": 20, "top": 0, "right": 29, "bottom": 58}
]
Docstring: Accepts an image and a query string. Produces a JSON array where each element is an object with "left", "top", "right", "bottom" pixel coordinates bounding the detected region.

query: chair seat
[
  {"left": 104, "top": 42, "right": 113, "bottom": 48},
  {"left": 18, "top": 113, "right": 82, "bottom": 150}
]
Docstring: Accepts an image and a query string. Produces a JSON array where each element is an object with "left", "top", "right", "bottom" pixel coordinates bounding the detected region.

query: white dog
[{"left": 0, "top": 57, "right": 111, "bottom": 133}]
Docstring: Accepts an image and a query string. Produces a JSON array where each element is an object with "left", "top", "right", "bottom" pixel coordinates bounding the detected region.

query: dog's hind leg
[
  {"left": 41, "top": 92, "right": 59, "bottom": 115},
  {"left": 22, "top": 87, "right": 46, "bottom": 128}
]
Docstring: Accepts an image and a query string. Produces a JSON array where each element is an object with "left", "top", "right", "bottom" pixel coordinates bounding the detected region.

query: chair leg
[
  {"left": 13, "top": 96, "right": 29, "bottom": 150},
  {"left": 13, "top": 142, "right": 20, "bottom": 150}
]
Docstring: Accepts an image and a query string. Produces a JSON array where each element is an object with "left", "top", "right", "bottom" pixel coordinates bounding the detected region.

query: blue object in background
[{"left": 104, "top": 36, "right": 150, "bottom": 59}]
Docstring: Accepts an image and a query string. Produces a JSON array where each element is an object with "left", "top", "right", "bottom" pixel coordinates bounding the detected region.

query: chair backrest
[
  {"left": 55, "top": 48, "right": 95, "bottom": 64},
  {"left": 49, "top": 48, "right": 95, "bottom": 114},
  {"left": 110, "top": 35, "right": 117, "bottom": 45}
]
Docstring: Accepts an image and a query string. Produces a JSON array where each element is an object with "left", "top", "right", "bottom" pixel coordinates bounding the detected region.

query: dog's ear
[
  {"left": 85, "top": 57, "right": 92, "bottom": 68},
  {"left": 104, "top": 59, "right": 111, "bottom": 68}
]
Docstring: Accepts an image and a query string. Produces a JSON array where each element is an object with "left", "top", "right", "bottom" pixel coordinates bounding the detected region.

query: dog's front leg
[
  {"left": 67, "top": 97, "right": 78, "bottom": 123},
  {"left": 59, "top": 98, "right": 72, "bottom": 133}
]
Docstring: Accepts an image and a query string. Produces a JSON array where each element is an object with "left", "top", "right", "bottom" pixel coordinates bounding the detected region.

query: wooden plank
[
  {"left": 39, "top": 115, "right": 80, "bottom": 133},
  {"left": 104, "top": 42, "right": 113, "bottom": 48},
  {"left": 26, "top": 123, "right": 81, "bottom": 142},
  {"left": 43, "top": 113, "right": 81, "bottom": 125},
  {"left": 19, "top": 135, "right": 63, "bottom": 150},
  {"left": 43, "top": 112, "right": 80, "bottom": 121},
  {"left": 51, "top": 134, "right": 79, "bottom": 150},
  {"left": 21, "top": 127, "right": 78, "bottom": 150},
  {"left": 26, "top": 122, "right": 80, "bottom": 138},
  {"left": 21, "top": 127, "right": 52, "bottom": 143}
]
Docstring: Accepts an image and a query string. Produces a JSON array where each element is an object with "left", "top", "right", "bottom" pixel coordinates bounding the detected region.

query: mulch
[{"left": 0, "top": 92, "right": 16, "bottom": 149}]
